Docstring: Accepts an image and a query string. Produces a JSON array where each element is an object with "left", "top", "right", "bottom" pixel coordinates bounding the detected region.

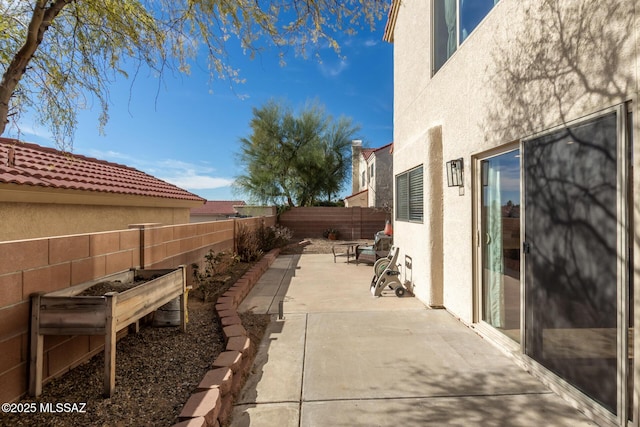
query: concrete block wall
[
  {"left": 0, "top": 216, "right": 276, "bottom": 403},
  {"left": 278, "top": 207, "right": 388, "bottom": 240}
]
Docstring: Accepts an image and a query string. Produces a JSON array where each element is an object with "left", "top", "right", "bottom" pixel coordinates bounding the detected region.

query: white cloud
[
  {"left": 364, "top": 39, "right": 378, "bottom": 47},
  {"left": 152, "top": 162, "right": 236, "bottom": 190},
  {"left": 18, "top": 124, "right": 52, "bottom": 139},
  {"left": 87, "top": 149, "right": 135, "bottom": 162},
  {"left": 4, "top": 121, "right": 53, "bottom": 143},
  {"left": 318, "top": 59, "right": 349, "bottom": 78},
  {"left": 161, "top": 173, "right": 235, "bottom": 190},
  {"left": 86, "top": 149, "right": 234, "bottom": 190}
]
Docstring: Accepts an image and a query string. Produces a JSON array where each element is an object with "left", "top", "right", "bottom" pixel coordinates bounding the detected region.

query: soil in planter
[
  {"left": 78, "top": 275, "right": 164, "bottom": 297},
  {"left": 77, "top": 280, "right": 136, "bottom": 296}
]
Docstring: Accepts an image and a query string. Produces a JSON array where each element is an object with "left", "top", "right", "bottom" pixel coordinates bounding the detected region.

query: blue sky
[{"left": 7, "top": 20, "right": 393, "bottom": 202}]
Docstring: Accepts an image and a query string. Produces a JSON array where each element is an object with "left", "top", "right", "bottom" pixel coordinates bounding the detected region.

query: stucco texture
[
  {"left": 0, "top": 202, "right": 190, "bottom": 241},
  {"left": 390, "top": 0, "right": 638, "bottom": 323}
]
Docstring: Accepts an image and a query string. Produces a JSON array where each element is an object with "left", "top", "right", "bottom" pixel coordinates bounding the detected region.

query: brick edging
[{"left": 172, "top": 248, "right": 281, "bottom": 427}]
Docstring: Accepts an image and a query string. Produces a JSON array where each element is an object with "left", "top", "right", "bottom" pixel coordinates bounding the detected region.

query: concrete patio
[{"left": 231, "top": 253, "right": 598, "bottom": 426}]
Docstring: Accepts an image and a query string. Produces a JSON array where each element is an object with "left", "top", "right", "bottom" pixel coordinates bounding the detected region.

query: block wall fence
[
  {"left": 278, "top": 206, "right": 389, "bottom": 239},
  {"left": 0, "top": 216, "right": 276, "bottom": 403}
]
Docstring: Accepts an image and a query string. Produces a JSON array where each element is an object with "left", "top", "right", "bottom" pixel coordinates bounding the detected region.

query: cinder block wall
[
  {"left": 0, "top": 216, "right": 275, "bottom": 403},
  {"left": 278, "top": 207, "right": 388, "bottom": 239}
]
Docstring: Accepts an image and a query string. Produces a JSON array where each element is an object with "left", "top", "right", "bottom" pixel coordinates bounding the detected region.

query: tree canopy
[
  {"left": 0, "top": 0, "right": 388, "bottom": 148},
  {"left": 235, "top": 99, "right": 359, "bottom": 206}
]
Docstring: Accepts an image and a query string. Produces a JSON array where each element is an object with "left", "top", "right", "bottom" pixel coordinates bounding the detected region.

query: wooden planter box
[{"left": 29, "top": 266, "right": 187, "bottom": 397}]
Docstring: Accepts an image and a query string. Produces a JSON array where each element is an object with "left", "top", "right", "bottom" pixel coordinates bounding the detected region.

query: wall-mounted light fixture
[{"left": 446, "top": 158, "right": 464, "bottom": 187}]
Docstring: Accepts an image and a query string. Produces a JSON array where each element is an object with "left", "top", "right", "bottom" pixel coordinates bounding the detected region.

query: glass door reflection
[{"left": 481, "top": 150, "right": 521, "bottom": 343}]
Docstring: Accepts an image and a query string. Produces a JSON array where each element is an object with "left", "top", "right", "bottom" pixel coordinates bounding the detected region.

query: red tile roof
[
  {"left": 345, "top": 189, "right": 368, "bottom": 200},
  {"left": 0, "top": 138, "right": 205, "bottom": 202},
  {"left": 191, "top": 200, "right": 246, "bottom": 215},
  {"left": 362, "top": 148, "right": 376, "bottom": 160},
  {"left": 362, "top": 142, "right": 393, "bottom": 161}
]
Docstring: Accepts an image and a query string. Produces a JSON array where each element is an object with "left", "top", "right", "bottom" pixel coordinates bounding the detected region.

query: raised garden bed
[{"left": 29, "top": 266, "right": 187, "bottom": 397}]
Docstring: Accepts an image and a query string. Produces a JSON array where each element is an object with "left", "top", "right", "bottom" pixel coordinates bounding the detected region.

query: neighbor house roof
[
  {"left": 0, "top": 138, "right": 205, "bottom": 202},
  {"left": 345, "top": 189, "right": 368, "bottom": 201},
  {"left": 191, "top": 200, "right": 246, "bottom": 216},
  {"left": 362, "top": 142, "right": 393, "bottom": 161}
]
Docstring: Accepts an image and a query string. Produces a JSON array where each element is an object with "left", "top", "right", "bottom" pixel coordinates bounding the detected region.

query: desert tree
[
  {"left": 235, "top": 99, "right": 358, "bottom": 206},
  {"left": 0, "top": 0, "right": 388, "bottom": 149}
]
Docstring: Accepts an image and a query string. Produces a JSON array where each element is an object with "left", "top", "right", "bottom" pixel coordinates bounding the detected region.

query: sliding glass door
[
  {"left": 475, "top": 106, "right": 632, "bottom": 420},
  {"left": 522, "top": 110, "right": 625, "bottom": 416},
  {"left": 480, "top": 149, "right": 521, "bottom": 343}
]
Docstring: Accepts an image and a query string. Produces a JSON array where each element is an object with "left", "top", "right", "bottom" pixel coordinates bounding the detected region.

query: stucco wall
[
  {"left": 391, "top": 0, "right": 638, "bottom": 322},
  {"left": 0, "top": 202, "right": 191, "bottom": 242},
  {"left": 345, "top": 191, "right": 368, "bottom": 208},
  {"left": 373, "top": 150, "right": 393, "bottom": 209}
]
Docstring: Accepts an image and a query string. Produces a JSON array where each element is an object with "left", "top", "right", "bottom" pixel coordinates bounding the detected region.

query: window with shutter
[
  {"left": 396, "top": 165, "right": 423, "bottom": 223},
  {"left": 396, "top": 173, "right": 409, "bottom": 220},
  {"left": 409, "top": 167, "right": 424, "bottom": 221}
]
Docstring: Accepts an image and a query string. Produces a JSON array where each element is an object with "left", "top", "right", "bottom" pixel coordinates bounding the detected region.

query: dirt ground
[
  {"left": 1, "top": 238, "right": 367, "bottom": 427},
  {"left": 281, "top": 237, "right": 372, "bottom": 255}
]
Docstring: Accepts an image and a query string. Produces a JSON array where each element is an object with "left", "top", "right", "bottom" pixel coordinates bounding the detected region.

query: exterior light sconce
[{"left": 446, "top": 158, "right": 464, "bottom": 187}]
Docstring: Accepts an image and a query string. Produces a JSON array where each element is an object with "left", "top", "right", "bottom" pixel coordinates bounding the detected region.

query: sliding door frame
[
  {"left": 519, "top": 104, "right": 629, "bottom": 426},
  {"left": 472, "top": 103, "right": 632, "bottom": 426}
]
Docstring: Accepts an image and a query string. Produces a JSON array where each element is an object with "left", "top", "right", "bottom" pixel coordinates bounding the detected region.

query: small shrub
[
  {"left": 255, "top": 223, "right": 293, "bottom": 252},
  {"left": 255, "top": 223, "right": 274, "bottom": 251},
  {"left": 236, "top": 223, "right": 263, "bottom": 262},
  {"left": 272, "top": 224, "right": 293, "bottom": 246},
  {"left": 191, "top": 249, "right": 238, "bottom": 301},
  {"left": 236, "top": 223, "right": 293, "bottom": 262}
]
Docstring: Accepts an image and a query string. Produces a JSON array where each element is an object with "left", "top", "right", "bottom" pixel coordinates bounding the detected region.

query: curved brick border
[{"left": 172, "top": 248, "right": 281, "bottom": 427}]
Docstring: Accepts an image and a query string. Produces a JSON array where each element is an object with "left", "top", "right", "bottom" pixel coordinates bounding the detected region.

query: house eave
[
  {"left": 383, "top": 0, "right": 401, "bottom": 43},
  {"left": 345, "top": 189, "right": 369, "bottom": 200},
  {"left": 0, "top": 183, "right": 204, "bottom": 209}
]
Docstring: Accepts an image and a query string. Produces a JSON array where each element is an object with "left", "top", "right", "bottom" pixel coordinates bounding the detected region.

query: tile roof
[
  {"left": 190, "top": 200, "right": 246, "bottom": 216},
  {"left": 345, "top": 189, "right": 368, "bottom": 200},
  {"left": 362, "top": 142, "right": 393, "bottom": 161},
  {"left": 0, "top": 138, "right": 205, "bottom": 202}
]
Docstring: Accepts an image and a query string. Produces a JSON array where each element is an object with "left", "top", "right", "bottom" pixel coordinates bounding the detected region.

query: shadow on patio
[{"left": 231, "top": 253, "right": 599, "bottom": 427}]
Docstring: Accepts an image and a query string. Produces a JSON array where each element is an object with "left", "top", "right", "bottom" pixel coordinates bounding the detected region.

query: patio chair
[{"left": 355, "top": 231, "right": 392, "bottom": 265}]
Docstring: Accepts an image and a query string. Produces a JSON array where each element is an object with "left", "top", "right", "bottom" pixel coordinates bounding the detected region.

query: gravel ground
[
  {"left": 1, "top": 238, "right": 364, "bottom": 427},
  {"left": 281, "top": 237, "right": 372, "bottom": 255},
  {"left": 3, "top": 299, "right": 231, "bottom": 427}
]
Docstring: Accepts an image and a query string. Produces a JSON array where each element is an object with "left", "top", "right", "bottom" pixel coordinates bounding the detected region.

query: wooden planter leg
[
  {"left": 104, "top": 292, "right": 117, "bottom": 397},
  {"left": 180, "top": 266, "right": 187, "bottom": 333},
  {"left": 29, "top": 293, "right": 44, "bottom": 397}
]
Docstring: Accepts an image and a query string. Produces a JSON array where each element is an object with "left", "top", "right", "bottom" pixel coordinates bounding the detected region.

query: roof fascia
[
  {"left": 383, "top": 0, "right": 401, "bottom": 43},
  {"left": 0, "top": 183, "right": 203, "bottom": 209}
]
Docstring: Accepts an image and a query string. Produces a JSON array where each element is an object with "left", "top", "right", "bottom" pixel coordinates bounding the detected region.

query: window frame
[
  {"left": 396, "top": 165, "right": 424, "bottom": 223},
  {"left": 432, "top": 0, "right": 500, "bottom": 75}
]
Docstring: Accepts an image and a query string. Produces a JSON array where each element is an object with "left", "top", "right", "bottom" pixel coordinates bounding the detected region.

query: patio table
[{"left": 331, "top": 242, "right": 359, "bottom": 263}]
